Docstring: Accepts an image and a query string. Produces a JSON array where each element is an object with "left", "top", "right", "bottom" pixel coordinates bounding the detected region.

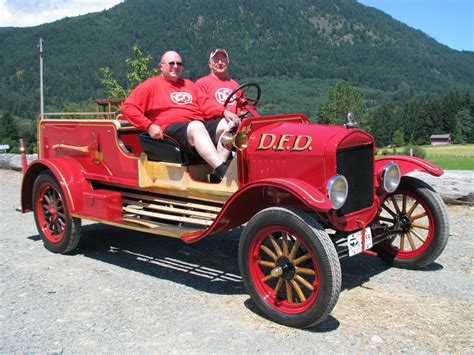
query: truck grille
[{"left": 336, "top": 144, "right": 374, "bottom": 214}]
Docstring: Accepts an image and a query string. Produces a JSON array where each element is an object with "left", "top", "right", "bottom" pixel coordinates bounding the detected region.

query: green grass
[
  {"left": 423, "top": 144, "right": 474, "bottom": 157},
  {"left": 378, "top": 144, "right": 474, "bottom": 170},
  {"left": 425, "top": 156, "right": 474, "bottom": 170}
]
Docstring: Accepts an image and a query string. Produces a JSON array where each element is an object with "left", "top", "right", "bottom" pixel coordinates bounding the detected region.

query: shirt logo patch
[
  {"left": 215, "top": 88, "right": 235, "bottom": 105},
  {"left": 170, "top": 92, "right": 193, "bottom": 105}
]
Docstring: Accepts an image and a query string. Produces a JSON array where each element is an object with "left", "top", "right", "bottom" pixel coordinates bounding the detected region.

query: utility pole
[{"left": 38, "top": 38, "right": 44, "bottom": 119}]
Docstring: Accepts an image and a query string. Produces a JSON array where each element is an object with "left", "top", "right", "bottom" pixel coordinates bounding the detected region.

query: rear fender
[
  {"left": 375, "top": 156, "right": 444, "bottom": 177},
  {"left": 21, "top": 157, "right": 92, "bottom": 213},
  {"left": 182, "top": 178, "right": 332, "bottom": 243}
]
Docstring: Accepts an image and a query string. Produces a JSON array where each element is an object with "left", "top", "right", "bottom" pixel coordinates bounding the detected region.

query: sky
[
  {"left": 359, "top": 0, "right": 473, "bottom": 51},
  {"left": 0, "top": 0, "right": 123, "bottom": 27},
  {"left": 0, "top": 0, "right": 472, "bottom": 52}
]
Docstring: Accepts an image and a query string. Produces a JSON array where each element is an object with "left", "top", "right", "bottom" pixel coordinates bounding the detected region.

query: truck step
[
  {"left": 121, "top": 191, "right": 221, "bottom": 228},
  {"left": 121, "top": 216, "right": 204, "bottom": 238}
]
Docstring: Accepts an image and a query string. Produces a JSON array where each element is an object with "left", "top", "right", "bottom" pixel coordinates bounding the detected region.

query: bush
[{"left": 402, "top": 146, "right": 426, "bottom": 159}]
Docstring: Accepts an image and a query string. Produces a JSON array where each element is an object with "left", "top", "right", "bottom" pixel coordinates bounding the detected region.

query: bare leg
[
  {"left": 187, "top": 121, "right": 223, "bottom": 169},
  {"left": 215, "top": 118, "right": 232, "bottom": 162}
]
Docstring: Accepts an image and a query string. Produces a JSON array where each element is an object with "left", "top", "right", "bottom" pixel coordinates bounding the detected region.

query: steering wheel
[{"left": 224, "top": 83, "right": 261, "bottom": 118}]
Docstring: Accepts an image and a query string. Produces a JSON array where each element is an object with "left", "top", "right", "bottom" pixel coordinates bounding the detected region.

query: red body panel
[
  {"left": 38, "top": 120, "right": 139, "bottom": 186},
  {"left": 375, "top": 155, "right": 444, "bottom": 177},
  {"left": 238, "top": 118, "right": 378, "bottom": 232},
  {"left": 83, "top": 190, "right": 123, "bottom": 221},
  {"left": 182, "top": 178, "right": 332, "bottom": 243},
  {"left": 21, "top": 158, "right": 93, "bottom": 214}
]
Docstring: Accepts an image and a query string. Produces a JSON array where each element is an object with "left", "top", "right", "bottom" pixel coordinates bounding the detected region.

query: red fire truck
[{"left": 21, "top": 84, "right": 449, "bottom": 328}]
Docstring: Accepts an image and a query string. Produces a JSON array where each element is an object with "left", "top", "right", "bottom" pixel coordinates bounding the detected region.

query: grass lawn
[
  {"left": 378, "top": 144, "right": 474, "bottom": 170},
  {"left": 425, "top": 156, "right": 474, "bottom": 170},
  {"left": 423, "top": 144, "right": 474, "bottom": 157}
]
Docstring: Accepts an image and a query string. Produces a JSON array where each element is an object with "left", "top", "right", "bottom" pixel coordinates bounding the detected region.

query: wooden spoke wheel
[
  {"left": 33, "top": 171, "right": 81, "bottom": 253},
  {"left": 374, "top": 176, "right": 449, "bottom": 269},
  {"left": 239, "top": 207, "right": 341, "bottom": 328}
]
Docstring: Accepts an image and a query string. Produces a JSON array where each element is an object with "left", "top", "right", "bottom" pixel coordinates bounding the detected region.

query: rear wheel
[
  {"left": 239, "top": 207, "right": 341, "bottom": 328},
  {"left": 374, "top": 176, "right": 449, "bottom": 269},
  {"left": 33, "top": 171, "right": 81, "bottom": 253}
]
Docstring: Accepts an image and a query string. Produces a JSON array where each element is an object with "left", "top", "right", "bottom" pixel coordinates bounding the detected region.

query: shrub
[{"left": 402, "top": 146, "right": 426, "bottom": 159}]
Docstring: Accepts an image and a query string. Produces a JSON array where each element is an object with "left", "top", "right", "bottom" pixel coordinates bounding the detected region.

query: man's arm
[
  {"left": 195, "top": 84, "right": 240, "bottom": 125},
  {"left": 122, "top": 82, "right": 155, "bottom": 132}
]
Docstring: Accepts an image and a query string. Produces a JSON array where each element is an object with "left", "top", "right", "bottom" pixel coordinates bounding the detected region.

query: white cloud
[{"left": 0, "top": 0, "right": 123, "bottom": 27}]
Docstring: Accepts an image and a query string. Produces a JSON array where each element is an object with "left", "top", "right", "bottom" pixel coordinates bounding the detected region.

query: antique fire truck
[{"left": 21, "top": 84, "right": 449, "bottom": 328}]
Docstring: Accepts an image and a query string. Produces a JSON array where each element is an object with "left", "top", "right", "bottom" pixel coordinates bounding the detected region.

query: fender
[
  {"left": 181, "top": 178, "right": 332, "bottom": 243},
  {"left": 375, "top": 155, "right": 444, "bottom": 177},
  {"left": 21, "top": 157, "right": 93, "bottom": 214}
]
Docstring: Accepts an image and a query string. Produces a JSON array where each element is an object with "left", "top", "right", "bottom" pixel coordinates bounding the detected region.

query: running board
[{"left": 121, "top": 191, "right": 221, "bottom": 229}]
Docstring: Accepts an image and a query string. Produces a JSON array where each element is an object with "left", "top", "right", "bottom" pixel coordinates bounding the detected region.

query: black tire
[
  {"left": 374, "top": 176, "right": 449, "bottom": 269},
  {"left": 32, "top": 171, "right": 81, "bottom": 253},
  {"left": 238, "top": 207, "right": 341, "bottom": 328}
]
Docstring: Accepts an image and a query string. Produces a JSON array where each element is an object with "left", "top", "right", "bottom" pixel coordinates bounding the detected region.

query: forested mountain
[{"left": 1, "top": 0, "right": 473, "bottom": 120}]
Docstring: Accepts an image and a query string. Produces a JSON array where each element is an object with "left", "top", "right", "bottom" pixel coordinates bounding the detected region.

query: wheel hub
[
  {"left": 49, "top": 205, "right": 58, "bottom": 219},
  {"left": 272, "top": 256, "right": 296, "bottom": 281},
  {"left": 399, "top": 214, "right": 412, "bottom": 233}
]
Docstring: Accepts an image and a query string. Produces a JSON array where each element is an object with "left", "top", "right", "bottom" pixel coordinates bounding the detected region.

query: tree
[
  {"left": 392, "top": 128, "right": 405, "bottom": 147},
  {"left": 100, "top": 44, "right": 160, "bottom": 98},
  {"left": 318, "top": 81, "right": 365, "bottom": 127},
  {"left": 454, "top": 108, "right": 472, "bottom": 144},
  {"left": 0, "top": 111, "right": 18, "bottom": 141}
]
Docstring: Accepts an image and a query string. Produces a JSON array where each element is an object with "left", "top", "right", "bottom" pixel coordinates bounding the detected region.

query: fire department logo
[
  {"left": 170, "top": 92, "right": 193, "bottom": 105},
  {"left": 215, "top": 88, "right": 235, "bottom": 105}
]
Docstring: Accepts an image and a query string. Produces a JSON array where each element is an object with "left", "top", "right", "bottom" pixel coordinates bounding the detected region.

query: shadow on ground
[
  {"left": 27, "top": 223, "right": 404, "bottom": 295},
  {"left": 28, "top": 222, "right": 443, "bottom": 332}
]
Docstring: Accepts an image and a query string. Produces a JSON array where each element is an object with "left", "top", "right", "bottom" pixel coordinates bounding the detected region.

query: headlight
[
  {"left": 382, "top": 162, "right": 401, "bottom": 193},
  {"left": 326, "top": 175, "right": 348, "bottom": 210}
]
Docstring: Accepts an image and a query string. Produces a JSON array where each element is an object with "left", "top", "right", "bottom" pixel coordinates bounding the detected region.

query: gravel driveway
[{"left": 1, "top": 169, "right": 472, "bottom": 353}]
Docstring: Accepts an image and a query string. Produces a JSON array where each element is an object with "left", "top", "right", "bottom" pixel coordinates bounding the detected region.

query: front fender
[
  {"left": 21, "top": 157, "right": 92, "bottom": 213},
  {"left": 375, "top": 155, "right": 444, "bottom": 177},
  {"left": 181, "top": 178, "right": 332, "bottom": 243}
]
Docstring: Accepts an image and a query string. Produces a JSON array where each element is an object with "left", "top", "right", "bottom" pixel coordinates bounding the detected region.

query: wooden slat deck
[{"left": 121, "top": 191, "right": 222, "bottom": 228}]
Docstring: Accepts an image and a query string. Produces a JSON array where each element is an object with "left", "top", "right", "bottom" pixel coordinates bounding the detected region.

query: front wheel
[
  {"left": 33, "top": 171, "right": 81, "bottom": 253},
  {"left": 239, "top": 207, "right": 341, "bottom": 328},
  {"left": 374, "top": 176, "right": 449, "bottom": 269}
]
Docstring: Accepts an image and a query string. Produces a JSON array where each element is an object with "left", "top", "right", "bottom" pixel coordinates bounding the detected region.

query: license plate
[{"left": 347, "top": 227, "right": 373, "bottom": 257}]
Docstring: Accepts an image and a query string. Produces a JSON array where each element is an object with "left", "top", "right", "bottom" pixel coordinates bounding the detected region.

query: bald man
[{"left": 123, "top": 50, "right": 240, "bottom": 183}]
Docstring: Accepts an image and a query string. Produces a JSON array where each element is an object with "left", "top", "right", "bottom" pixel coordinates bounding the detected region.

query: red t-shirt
[
  {"left": 195, "top": 74, "right": 240, "bottom": 114},
  {"left": 122, "top": 75, "right": 223, "bottom": 131}
]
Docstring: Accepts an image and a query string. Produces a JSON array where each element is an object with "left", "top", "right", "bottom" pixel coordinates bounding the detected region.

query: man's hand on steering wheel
[{"left": 224, "top": 83, "right": 261, "bottom": 118}]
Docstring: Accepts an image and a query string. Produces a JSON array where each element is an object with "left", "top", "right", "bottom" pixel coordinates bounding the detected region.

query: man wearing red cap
[
  {"left": 196, "top": 48, "right": 240, "bottom": 114},
  {"left": 122, "top": 50, "right": 240, "bottom": 183}
]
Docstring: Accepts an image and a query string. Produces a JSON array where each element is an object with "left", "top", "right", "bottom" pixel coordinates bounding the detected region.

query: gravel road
[{"left": 1, "top": 169, "right": 473, "bottom": 353}]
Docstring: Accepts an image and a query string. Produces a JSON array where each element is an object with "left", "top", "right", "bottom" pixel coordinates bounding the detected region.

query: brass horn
[{"left": 220, "top": 131, "right": 248, "bottom": 151}]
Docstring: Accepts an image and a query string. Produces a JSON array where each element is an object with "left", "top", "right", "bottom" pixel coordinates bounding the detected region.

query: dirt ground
[{"left": 0, "top": 169, "right": 472, "bottom": 353}]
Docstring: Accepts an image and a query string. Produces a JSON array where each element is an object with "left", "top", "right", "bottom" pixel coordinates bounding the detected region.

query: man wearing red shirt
[
  {"left": 122, "top": 50, "right": 240, "bottom": 183},
  {"left": 196, "top": 48, "right": 240, "bottom": 114}
]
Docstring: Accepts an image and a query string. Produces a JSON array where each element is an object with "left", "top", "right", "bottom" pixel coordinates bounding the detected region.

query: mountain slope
[{"left": 0, "top": 0, "right": 473, "bottom": 117}]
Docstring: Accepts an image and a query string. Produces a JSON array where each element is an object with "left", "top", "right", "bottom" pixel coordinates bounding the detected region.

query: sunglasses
[{"left": 165, "top": 61, "right": 183, "bottom": 67}]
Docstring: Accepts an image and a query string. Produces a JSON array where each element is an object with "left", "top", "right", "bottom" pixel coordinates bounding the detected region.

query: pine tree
[
  {"left": 0, "top": 112, "right": 18, "bottom": 141},
  {"left": 454, "top": 108, "right": 472, "bottom": 144}
]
